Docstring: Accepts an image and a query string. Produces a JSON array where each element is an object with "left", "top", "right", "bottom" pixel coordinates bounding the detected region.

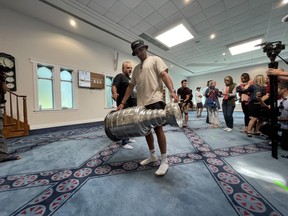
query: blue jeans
[{"left": 222, "top": 100, "right": 235, "bottom": 129}]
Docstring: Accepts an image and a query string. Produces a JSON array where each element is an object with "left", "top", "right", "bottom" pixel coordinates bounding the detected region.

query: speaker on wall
[{"left": 114, "top": 51, "right": 119, "bottom": 71}]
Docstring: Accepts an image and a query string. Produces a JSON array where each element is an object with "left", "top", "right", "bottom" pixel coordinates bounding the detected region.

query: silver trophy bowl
[{"left": 105, "top": 102, "right": 182, "bottom": 141}]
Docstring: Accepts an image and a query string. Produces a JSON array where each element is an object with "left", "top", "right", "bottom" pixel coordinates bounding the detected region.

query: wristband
[{"left": 121, "top": 102, "right": 125, "bottom": 105}]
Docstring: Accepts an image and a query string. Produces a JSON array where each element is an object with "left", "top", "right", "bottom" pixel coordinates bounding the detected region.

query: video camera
[{"left": 261, "top": 41, "right": 285, "bottom": 59}]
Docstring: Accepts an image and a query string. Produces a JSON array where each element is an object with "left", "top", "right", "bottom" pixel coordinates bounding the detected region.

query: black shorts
[
  {"left": 197, "top": 102, "right": 203, "bottom": 108},
  {"left": 249, "top": 102, "right": 262, "bottom": 118},
  {"left": 145, "top": 101, "right": 166, "bottom": 110},
  {"left": 145, "top": 101, "right": 166, "bottom": 127}
]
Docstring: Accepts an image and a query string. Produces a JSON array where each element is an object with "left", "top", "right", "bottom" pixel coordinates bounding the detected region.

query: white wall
[{"left": 0, "top": 7, "right": 187, "bottom": 130}]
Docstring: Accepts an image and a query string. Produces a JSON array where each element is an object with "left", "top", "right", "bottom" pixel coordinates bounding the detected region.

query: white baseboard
[{"left": 30, "top": 118, "right": 104, "bottom": 130}]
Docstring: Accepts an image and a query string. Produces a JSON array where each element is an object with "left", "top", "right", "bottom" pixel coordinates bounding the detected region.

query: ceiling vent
[{"left": 139, "top": 33, "right": 170, "bottom": 51}]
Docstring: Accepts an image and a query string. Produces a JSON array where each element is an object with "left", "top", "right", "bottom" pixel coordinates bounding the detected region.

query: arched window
[
  {"left": 105, "top": 76, "right": 116, "bottom": 108},
  {"left": 37, "top": 65, "right": 54, "bottom": 109},
  {"left": 33, "top": 61, "right": 77, "bottom": 111},
  {"left": 60, "top": 69, "right": 73, "bottom": 109}
]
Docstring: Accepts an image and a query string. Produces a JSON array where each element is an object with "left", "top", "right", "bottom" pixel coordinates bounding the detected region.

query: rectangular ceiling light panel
[
  {"left": 155, "top": 20, "right": 195, "bottom": 48},
  {"left": 228, "top": 38, "right": 262, "bottom": 55}
]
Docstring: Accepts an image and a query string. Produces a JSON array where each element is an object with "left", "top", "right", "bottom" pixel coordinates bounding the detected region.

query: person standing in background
[
  {"left": 221, "top": 76, "right": 237, "bottom": 132},
  {"left": 205, "top": 80, "right": 221, "bottom": 128},
  {"left": 195, "top": 87, "right": 203, "bottom": 117},
  {"left": 203, "top": 80, "right": 212, "bottom": 124},
  {"left": 259, "top": 82, "right": 288, "bottom": 150},
  {"left": 236, "top": 73, "right": 252, "bottom": 133},
  {"left": 118, "top": 40, "right": 178, "bottom": 176},
  {"left": 112, "top": 61, "right": 136, "bottom": 149},
  {"left": 237, "top": 74, "right": 267, "bottom": 137},
  {"left": 177, "top": 80, "right": 192, "bottom": 127}
]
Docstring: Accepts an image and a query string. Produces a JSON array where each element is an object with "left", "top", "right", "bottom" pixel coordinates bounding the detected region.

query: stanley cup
[{"left": 105, "top": 102, "right": 182, "bottom": 141}]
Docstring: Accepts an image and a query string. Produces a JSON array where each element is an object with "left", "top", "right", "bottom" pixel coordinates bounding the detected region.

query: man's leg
[
  {"left": 183, "top": 105, "right": 189, "bottom": 127},
  {"left": 0, "top": 133, "right": 21, "bottom": 162},
  {"left": 140, "top": 131, "right": 157, "bottom": 165},
  {"left": 154, "top": 126, "right": 169, "bottom": 176},
  {"left": 184, "top": 113, "right": 188, "bottom": 126},
  {"left": 0, "top": 113, "right": 9, "bottom": 161},
  {"left": 0, "top": 139, "right": 8, "bottom": 162}
]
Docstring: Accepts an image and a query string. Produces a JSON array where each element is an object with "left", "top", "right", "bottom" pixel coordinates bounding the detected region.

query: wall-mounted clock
[{"left": 0, "top": 52, "right": 16, "bottom": 91}]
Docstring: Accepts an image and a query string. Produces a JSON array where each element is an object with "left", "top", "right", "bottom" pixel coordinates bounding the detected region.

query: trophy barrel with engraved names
[{"left": 104, "top": 103, "right": 182, "bottom": 141}]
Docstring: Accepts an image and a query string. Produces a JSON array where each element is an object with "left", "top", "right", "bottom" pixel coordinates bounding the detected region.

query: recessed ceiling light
[
  {"left": 210, "top": 34, "right": 215, "bottom": 39},
  {"left": 70, "top": 19, "right": 76, "bottom": 27},
  {"left": 283, "top": 0, "right": 288, "bottom": 4},
  {"left": 228, "top": 38, "right": 262, "bottom": 55},
  {"left": 155, "top": 20, "right": 195, "bottom": 48},
  {"left": 222, "top": 53, "right": 226, "bottom": 56}
]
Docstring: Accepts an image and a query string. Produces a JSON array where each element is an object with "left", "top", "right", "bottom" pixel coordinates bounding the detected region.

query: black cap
[{"left": 131, "top": 40, "right": 148, "bottom": 56}]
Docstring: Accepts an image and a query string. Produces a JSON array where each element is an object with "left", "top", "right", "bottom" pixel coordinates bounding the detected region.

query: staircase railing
[{"left": 3, "top": 90, "right": 29, "bottom": 138}]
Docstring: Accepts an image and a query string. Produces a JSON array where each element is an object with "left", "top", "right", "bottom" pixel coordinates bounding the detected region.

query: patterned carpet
[{"left": 0, "top": 111, "right": 287, "bottom": 216}]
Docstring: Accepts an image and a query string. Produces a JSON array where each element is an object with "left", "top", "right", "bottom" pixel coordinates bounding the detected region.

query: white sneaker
[
  {"left": 122, "top": 144, "right": 133, "bottom": 149},
  {"left": 223, "top": 128, "right": 229, "bottom": 131},
  {"left": 127, "top": 139, "right": 136, "bottom": 143},
  {"left": 117, "top": 139, "right": 135, "bottom": 144},
  {"left": 155, "top": 161, "right": 169, "bottom": 176},
  {"left": 140, "top": 156, "right": 158, "bottom": 165},
  {"left": 226, "top": 128, "right": 232, "bottom": 132}
]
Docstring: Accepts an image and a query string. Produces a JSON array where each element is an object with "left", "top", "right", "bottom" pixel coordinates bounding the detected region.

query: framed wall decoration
[
  {"left": 0, "top": 52, "right": 17, "bottom": 91},
  {"left": 78, "top": 70, "right": 91, "bottom": 88},
  {"left": 78, "top": 70, "right": 104, "bottom": 89}
]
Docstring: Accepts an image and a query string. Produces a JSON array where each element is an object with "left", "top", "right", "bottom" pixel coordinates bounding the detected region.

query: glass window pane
[
  {"left": 38, "top": 66, "right": 53, "bottom": 79},
  {"left": 60, "top": 70, "right": 72, "bottom": 81},
  {"left": 105, "top": 76, "right": 115, "bottom": 108},
  {"left": 38, "top": 79, "right": 53, "bottom": 109},
  {"left": 35, "top": 64, "right": 76, "bottom": 111},
  {"left": 61, "top": 82, "right": 73, "bottom": 109}
]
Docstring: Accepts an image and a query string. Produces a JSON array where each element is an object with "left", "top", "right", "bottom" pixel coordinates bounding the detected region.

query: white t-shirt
[
  {"left": 131, "top": 56, "right": 168, "bottom": 106},
  {"left": 195, "top": 90, "right": 202, "bottom": 103}
]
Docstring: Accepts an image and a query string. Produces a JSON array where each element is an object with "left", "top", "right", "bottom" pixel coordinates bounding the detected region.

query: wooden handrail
[{"left": 3, "top": 90, "right": 29, "bottom": 138}]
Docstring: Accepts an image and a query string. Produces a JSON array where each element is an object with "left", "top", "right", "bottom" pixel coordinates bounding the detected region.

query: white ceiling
[{"left": 1, "top": 0, "right": 288, "bottom": 77}]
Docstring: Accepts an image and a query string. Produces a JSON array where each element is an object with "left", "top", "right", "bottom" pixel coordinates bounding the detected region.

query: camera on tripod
[
  {"left": 258, "top": 41, "right": 286, "bottom": 68},
  {"left": 262, "top": 41, "right": 285, "bottom": 58}
]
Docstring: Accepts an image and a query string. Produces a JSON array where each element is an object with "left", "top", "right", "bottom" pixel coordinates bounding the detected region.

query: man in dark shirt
[
  {"left": 112, "top": 61, "right": 136, "bottom": 149},
  {"left": 177, "top": 79, "right": 192, "bottom": 127}
]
